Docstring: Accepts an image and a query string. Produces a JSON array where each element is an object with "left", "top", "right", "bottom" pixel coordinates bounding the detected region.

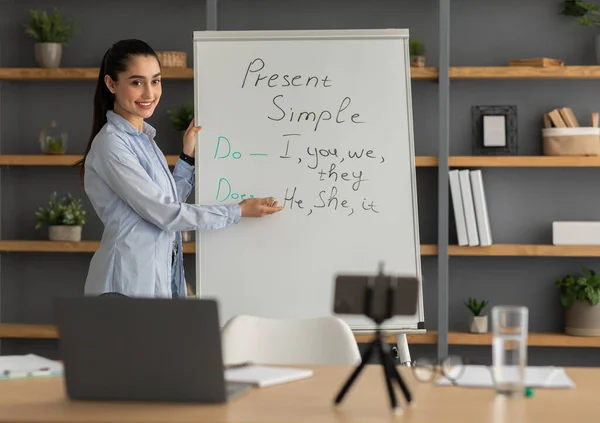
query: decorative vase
[
  {"left": 565, "top": 301, "right": 600, "bottom": 336},
  {"left": 469, "top": 315, "right": 488, "bottom": 333},
  {"left": 49, "top": 225, "right": 81, "bottom": 242},
  {"left": 34, "top": 43, "right": 62, "bottom": 68},
  {"left": 410, "top": 55, "right": 425, "bottom": 67},
  {"left": 39, "top": 121, "right": 67, "bottom": 155}
]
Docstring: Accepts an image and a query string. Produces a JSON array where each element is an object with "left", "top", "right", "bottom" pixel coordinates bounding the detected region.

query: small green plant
[
  {"left": 23, "top": 8, "right": 75, "bottom": 44},
  {"left": 555, "top": 267, "right": 600, "bottom": 307},
  {"left": 464, "top": 297, "right": 489, "bottom": 316},
  {"left": 410, "top": 40, "right": 425, "bottom": 56},
  {"left": 46, "top": 137, "right": 65, "bottom": 153},
  {"left": 561, "top": 1, "right": 600, "bottom": 26},
  {"left": 35, "top": 192, "right": 87, "bottom": 229},
  {"left": 167, "top": 103, "right": 194, "bottom": 132}
]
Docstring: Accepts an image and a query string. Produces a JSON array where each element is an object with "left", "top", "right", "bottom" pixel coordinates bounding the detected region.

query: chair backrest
[{"left": 221, "top": 315, "right": 362, "bottom": 365}]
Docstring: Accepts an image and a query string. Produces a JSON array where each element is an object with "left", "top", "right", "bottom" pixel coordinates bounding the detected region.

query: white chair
[{"left": 221, "top": 315, "right": 362, "bottom": 365}]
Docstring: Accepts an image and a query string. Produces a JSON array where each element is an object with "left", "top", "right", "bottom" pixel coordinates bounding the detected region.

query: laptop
[{"left": 53, "top": 296, "right": 251, "bottom": 403}]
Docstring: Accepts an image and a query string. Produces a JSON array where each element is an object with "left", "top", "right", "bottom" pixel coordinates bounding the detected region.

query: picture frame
[{"left": 471, "top": 105, "right": 518, "bottom": 155}]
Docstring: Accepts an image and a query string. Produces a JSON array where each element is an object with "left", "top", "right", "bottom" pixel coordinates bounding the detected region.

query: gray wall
[{"left": 1, "top": 0, "right": 600, "bottom": 365}]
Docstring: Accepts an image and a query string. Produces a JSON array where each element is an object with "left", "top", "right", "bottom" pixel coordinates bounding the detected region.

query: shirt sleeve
[
  {"left": 88, "top": 134, "right": 241, "bottom": 232},
  {"left": 172, "top": 158, "right": 194, "bottom": 202}
]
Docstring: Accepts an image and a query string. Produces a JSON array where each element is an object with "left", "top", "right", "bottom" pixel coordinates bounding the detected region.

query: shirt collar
[{"left": 106, "top": 110, "right": 156, "bottom": 139}]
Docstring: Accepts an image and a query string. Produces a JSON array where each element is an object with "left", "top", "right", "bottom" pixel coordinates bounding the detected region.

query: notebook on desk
[
  {"left": 0, "top": 354, "right": 63, "bottom": 380},
  {"left": 436, "top": 365, "right": 575, "bottom": 389},
  {"left": 225, "top": 363, "right": 313, "bottom": 388}
]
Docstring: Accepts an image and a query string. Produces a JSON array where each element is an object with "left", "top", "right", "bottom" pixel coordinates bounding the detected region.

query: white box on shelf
[{"left": 552, "top": 221, "right": 600, "bottom": 245}]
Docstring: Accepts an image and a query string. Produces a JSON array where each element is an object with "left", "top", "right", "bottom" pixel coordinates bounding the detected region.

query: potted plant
[
  {"left": 560, "top": 1, "right": 600, "bottom": 64},
  {"left": 35, "top": 192, "right": 87, "bottom": 242},
  {"left": 555, "top": 267, "right": 600, "bottom": 336},
  {"left": 23, "top": 8, "right": 75, "bottom": 68},
  {"left": 464, "top": 297, "right": 489, "bottom": 333},
  {"left": 38, "top": 121, "right": 67, "bottom": 155},
  {"left": 410, "top": 40, "right": 426, "bottom": 67},
  {"left": 167, "top": 103, "right": 194, "bottom": 134}
]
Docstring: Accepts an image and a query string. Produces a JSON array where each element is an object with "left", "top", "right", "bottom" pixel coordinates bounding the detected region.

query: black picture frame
[{"left": 471, "top": 105, "right": 518, "bottom": 155}]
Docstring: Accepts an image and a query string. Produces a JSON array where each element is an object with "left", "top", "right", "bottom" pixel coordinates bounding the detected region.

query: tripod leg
[
  {"left": 333, "top": 340, "right": 375, "bottom": 405},
  {"left": 381, "top": 344, "right": 413, "bottom": 404},
  {"left": 374, "top": 340, "right": 399, "bottom": 413}
]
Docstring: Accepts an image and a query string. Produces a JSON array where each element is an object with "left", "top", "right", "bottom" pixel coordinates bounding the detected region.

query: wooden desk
[{"left": 0, "top": 365, "right": 595, "bottom": 423}]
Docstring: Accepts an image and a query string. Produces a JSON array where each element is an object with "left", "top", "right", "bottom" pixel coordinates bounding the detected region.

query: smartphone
[{"left": 333, "top": 274, "right": 419, "bottom": 321}]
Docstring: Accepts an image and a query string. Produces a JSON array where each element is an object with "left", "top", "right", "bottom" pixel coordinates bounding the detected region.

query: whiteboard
[{"left": 193, "top": 29, "right": 424, "bottom": 331}]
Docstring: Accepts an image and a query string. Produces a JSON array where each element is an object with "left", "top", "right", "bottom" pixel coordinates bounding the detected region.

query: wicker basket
[
  {"left": 156, "top": 51, "right": 187, "bottom": 68},
  {"left": 542, "top": 127, "right": 600, "bottom": 156}
]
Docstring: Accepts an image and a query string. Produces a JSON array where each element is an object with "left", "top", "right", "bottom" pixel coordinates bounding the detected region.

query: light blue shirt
[{"left": 83, "top": 110, "right": 241, "bottom": 298}]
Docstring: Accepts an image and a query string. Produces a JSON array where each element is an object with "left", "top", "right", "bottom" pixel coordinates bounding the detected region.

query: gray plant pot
[
  {"left": 595, "top": 34, "right": 600, "bottom": 65},
  {"left": 470, "top": 315, "right": 488, "bottom": 333},
  {"left": 48, "top": 225, "right": 81, "bottom": 242},
  {"left": 565, "top": 301, "right": 600, "bottom": 336},
  {"left": 34, "top": 43, "right": 62, "bottom": 68}
]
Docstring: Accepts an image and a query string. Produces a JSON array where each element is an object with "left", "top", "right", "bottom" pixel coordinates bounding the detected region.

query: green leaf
[
  {"left": 167, "top": 103, "right": 194, "bottom": 132},
  {"left": 409, "top": 40, "right": 425, "bottom": 56},
  {"left": 464, "top": 297, "right": 488, "bottom": 316},
  {"left": 23, "top": 8, "right": 75, "bottom": 44},
  {"left": 34, "top": 192, "right": 86, "bottom": 229},
  {"left": 562, "top": 295, "right": 575, "bottom": 308}
]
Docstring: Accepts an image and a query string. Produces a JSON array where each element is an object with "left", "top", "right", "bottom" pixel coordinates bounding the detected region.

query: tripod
[{"left": 333, "top": 274, "right": 413, "bottom": 413}]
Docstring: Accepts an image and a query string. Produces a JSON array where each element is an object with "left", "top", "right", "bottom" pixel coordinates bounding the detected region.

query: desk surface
[{"left": 0, "top": 365, "right": 595, "bottom": 423}]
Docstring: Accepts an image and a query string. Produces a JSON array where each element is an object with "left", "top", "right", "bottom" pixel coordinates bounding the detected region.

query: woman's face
[{"left": 105, "top": 55, "right": 162, "bottom": 130}]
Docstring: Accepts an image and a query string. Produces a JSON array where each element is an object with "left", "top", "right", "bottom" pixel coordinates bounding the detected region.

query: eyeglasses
[{"left": 411, "top": 355, "right": 465, "bottom": 384}]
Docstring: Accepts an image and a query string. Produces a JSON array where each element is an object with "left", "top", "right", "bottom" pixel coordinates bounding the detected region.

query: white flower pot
[
  {"left": 49, "top": 225, "right": 81, "bottom": 242},
  {"left": 34, "top": 43, "right": 62, "bottom": 68},
  {"left": 470, "top": 315, "right": 488, "bottom": 333}
]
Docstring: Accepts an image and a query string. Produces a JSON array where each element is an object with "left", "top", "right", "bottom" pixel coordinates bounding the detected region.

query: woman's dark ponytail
[
  {"left": 76, "top": 39, "right": 159, "bottom": 182},
  {"left": 76, "top": 49, "right": 113, "bottom": 180}
]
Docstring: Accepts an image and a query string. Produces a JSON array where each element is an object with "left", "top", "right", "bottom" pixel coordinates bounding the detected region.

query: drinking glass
[{"left": 491, "top": 305, "right": 528, "bottom": 398}]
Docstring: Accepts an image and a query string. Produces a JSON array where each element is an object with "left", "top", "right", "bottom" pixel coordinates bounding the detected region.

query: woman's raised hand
[{"left": 183, "top": 118, "right": 202, "bottom": 157}]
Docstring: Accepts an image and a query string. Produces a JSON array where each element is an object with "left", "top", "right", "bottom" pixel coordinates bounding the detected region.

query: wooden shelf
[
  {"left": 0, "top": 155, "right": 438, "bottom": 167},
  {"left": 0, "top": 324, "right": 58, "bottom": 339},
  {"left": 448, "top": 244, "right": 600, "bottom": 257},
  {"left": 427, "top": 156, "right": 600, "bottom": 167},
  {"left": 410, "top": 67, "right": 438, "bottom": 80},
  {"left": 0, "top": 67, "right": 438, "bottom": 81},
  {"left": 450, "top": 66, "right": 600, "bottom": 80},
  {"left": 6, "top": 66, "right": 600, "bottom": 81},
  {"left": 0, "top": 242, "right": 597, "bottom": 256},
  {"left": 0, "top": 67, "right": 194, "bottom": 81},
  {"left": 6, "top": 155, "right": 600, "bottom": 168},
  {"left": 414, "top": 156, "right": 438, "bottom": 167},
  {"left": 449, "top": 156, "right": 600, "bottom": 167},
  {"left": 0, "top": 155, "right": 180, "bottom": 166},
  {"left": 2, "top": 325, "right": 598, "bottom": 347},
  {"left": 0, "top": 242, "right": 434, "bottom": 256},
  {"left": 6, "top": 66, "right": 600, "bottom": 82},
  {"left": 0, "top": 241, "right": 194, "bottom": 254},
  {"left": 357, "top": 330, "right": 600, "bottom": 347}
]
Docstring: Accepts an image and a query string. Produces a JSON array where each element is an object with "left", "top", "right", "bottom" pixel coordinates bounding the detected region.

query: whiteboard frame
[{"left": 192, "top": 29, "right": 424, "bottom": 331}]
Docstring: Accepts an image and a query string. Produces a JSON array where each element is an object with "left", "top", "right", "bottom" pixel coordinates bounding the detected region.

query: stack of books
[{"left": 449, "top": 169, "right": 493, "bottom": 247}]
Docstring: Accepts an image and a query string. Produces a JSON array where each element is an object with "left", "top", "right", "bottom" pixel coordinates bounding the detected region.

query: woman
[{"left": 77, "top": 39, "right": 282, "bottom": 298}]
